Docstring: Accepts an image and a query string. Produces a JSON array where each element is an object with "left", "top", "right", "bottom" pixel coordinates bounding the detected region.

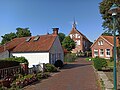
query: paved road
[{"left": 24, "top": 58, "right": 100, "bottom": 90}]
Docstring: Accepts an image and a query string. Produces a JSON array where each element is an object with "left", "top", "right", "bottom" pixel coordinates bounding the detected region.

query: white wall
[
  {"left": 0, "top": 50, "right": 9, "bottom": 59},
  {"left": 12, "top": 52, "right": 49, "bottom": 68},
  {"left": 50, "top": 36, "right": 64, "bottom": 63}
]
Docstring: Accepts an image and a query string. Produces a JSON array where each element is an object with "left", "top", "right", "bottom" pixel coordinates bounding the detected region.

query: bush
[
  {"left": 5, "top": 57, "right": 28, "bottom": 64},
  {"left": 86, "top": 57, "right": 93, "bottom": 61},
  {"left": 0, "top": 60, "right": 19, "bottom": 69},
  {"left": 64, "top": 53, "right": 77, "bottom": 62},
  {"left": 93, "top": 57, "right": 108, "bottom": 70},
  {"left": 45, "top": 64, "right": 57, "bottom": 72},
  {"left": 110, "top": 57, "right": 114, "bottom": 62},
  {"left": 54, "top": 60, "right": 63, "bottom": 68}
]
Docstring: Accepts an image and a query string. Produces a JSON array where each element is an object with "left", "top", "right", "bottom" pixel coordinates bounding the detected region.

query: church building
[{"left": 69, "top": 21, "right": 92, "bottom": 53}]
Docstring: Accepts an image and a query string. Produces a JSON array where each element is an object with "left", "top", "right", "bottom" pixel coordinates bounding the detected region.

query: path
[{"left": 24, "top": 57, "right": 100, "bottom": 90}]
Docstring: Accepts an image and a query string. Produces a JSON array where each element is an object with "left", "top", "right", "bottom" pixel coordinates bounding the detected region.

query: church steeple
[{"left": 72, "top": 18, "right": 77, "bottom": 29}]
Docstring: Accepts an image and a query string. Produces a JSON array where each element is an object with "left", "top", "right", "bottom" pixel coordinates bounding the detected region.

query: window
[
  {"left": 100, "top": 49, "right": 104, "bottom": 56},
  {"left": 106, "top": 49, "right": 110, "bottom": 57},
  {"left": 98, "top": 40, "right": 103, "bottom": 45},
  {"left": 69, "top": 34, "right": 72, "bottom": 39},
  {"left": 34, "top": 36, "right": 40, "bottom": 41},
  {"left": 75, "top": 40, "right": 80, "bottom": 45},
  {"left": 51, "top": 54, "right": 55, "bottom": 64},
  {"left": 26, "top": 37, "right": 31, "bottom": 42},
  {"left": 78, "top": 35, "right": 80, "bottom": 38},
  {"left": 72, "top": 34, "right": 75, "bottom": 38},
  {"left": 94, "top": 49, "right": 98, "bottom": 57}
]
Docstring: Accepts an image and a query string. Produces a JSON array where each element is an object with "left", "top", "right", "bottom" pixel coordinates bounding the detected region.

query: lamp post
[{"left": 108, "top": 4, "right": 120, "bottom": 90}]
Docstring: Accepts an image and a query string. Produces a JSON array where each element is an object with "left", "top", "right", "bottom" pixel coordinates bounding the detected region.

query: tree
[
  {"left": 1, "top": 27, "right": 32, "bottom": 45},
  {"left": 62, "top": 36, "right": 75, "bottom": 51},
  {"left": 99, "top": 0, "right": 120, "bottom": 32},
  {"left": 58, "top": 33, "right": 65, "bottom": 43},
  {"left": 16, "top": 27, "right": 31, "bottom": 38},
  {"left": 101, "top": 31, "right": 112, "bottom": 36},
  {"left": 1, "top": 32, "right": 17, "bottom": 45}
]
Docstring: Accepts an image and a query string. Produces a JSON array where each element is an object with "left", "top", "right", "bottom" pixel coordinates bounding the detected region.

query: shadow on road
[{"left": 62, "top": 63, "right": 92, "bottom": 69}]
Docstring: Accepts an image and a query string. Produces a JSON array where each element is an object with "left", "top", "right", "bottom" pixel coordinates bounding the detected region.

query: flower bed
[{"left": 0, "top": 72, "right": 50, "bottom": 89}]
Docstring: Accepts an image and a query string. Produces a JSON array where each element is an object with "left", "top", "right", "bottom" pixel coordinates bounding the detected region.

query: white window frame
[
  {"left": 106, "top": 49, "right": 110, "bottom": 57},
  {"left": 100, "top": 49, "right": 104, "bottom": 57},
  {"left": 69, "top": 34, "right": 72, "bottom": 39},
  {"left": 94, "top": 49, "right": 98, "bottom": 57},
  {"left": 78, "top": 35, "right": 80, "bottom": 38},
  {"left": 98, "top": 40, "right": 103, "bottom": 45},
  {"left": 75, "top": 40, "right": 81, "bottom": 46}
]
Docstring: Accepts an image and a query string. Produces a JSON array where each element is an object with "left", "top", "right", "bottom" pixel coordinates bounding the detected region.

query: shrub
[
  {"left": 110, "top": 57, "right": 114, "bottom": 62},
  {"left": 64, "top": 53, "right": 77, "bottom": 62},
  {"left": 93, "top": 57, "right": 108, "bottom": 70},
  {"left": 45, "top": 64, "right": 57, "bottom": 72},
  {"left": 86, "top": 57, "right": 93, "bottom": 61},
  {"left": 54, "top": 60, "right": 63, "bottom": 68},
  {"left": 5, "top": 57, "right": 28, "bottom": 64},
  {"left": 0, "top": 60, "right": 19, "bottom": 69}
]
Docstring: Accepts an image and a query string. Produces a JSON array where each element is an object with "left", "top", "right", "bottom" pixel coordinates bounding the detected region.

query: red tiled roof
[
  {"left": 101, "top": 35, "right": 119, "bottom": 47},
  {"left": 91, "top": 35, "right": 119, "bottom": 48},
  {"left": 0, "top": 37, "right": 26, "bottom": 53},
  {"left": 0, "top": 34, "right": 57, "bottom": 53}
]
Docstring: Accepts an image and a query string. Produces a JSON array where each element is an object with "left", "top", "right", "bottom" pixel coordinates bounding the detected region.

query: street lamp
[{"left": 108, "top": 3, "right": 120, "bottom": 90}]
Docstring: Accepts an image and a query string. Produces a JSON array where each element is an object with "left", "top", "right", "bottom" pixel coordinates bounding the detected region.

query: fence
[
  {"left": 0, "top": 63, "right": 46, "bottom": 79},
  {"left": 28, "top": 63, "right": 45, "bottom": 74},
  {"left": 0, "top": 66, "right": 21, "bottom": 79}
]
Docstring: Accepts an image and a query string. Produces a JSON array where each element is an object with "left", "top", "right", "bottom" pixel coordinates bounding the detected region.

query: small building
[
  {"left": 69, "top": 21, "right": 92, "bottom": 53},
  {"left": 91, "top": 35, "right": 119, "bottom": 59},
  {"left": 0, "top": 28, "right": 64, "bottom": 67}
]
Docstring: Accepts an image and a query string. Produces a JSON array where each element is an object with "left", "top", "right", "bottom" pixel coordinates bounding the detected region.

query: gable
[
  {"left": 49, "top": 36, "right": 63, "bottom": 53},
  {"left": 91, "top": 35, "right": 119, "bottom": 48},
  {"left": 69, "top": 28, "right": 90, "bottom": 42}
]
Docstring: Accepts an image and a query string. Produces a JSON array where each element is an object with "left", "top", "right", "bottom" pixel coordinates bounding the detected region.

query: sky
[{"left": 0, "top": 0, "right": 104, "bottom": 42}]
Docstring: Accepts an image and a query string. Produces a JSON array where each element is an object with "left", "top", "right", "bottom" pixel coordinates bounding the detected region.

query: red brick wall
[{"left": 91, "top": 37, "right": 113, "bottom": 59}]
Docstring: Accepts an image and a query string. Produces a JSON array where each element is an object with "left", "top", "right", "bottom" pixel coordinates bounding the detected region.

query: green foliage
[
  {"left": 58, "top": 33, "right": 65, "bottom": 43},
  {"left": 54, "top": 60, "right": 63, "bottom": 68},
  {"left": 1, "top": 27, "right": 32, "bottom": 45},
  {"left": 36, "top": 73, "right": 43, "bottom": 80},
  {"left": 62, "top": 36, "right": 75, "bottom": 51},
  {"left": 110, "top": 57, "right": 114, "bottom": 62},
  {"left": 16, "top": 27, "right": 31, "bottom": 38},
  {"left": 0, "top": 60, "right": 19, "bottom": 69},
  {"left": 37, "top": 72, "right": 50, "bottom": 80},
  {"left": 1, "top": 32, "right": 17, "bottom": 45},
  {"left": 86, "top": 57, "right": 94, "bottom": 61},
  {"left": 5, "top": 57, "right": 28, "bottom": 64},
  {"left": 64, "top": 53, "right": 77, "bottom": 62},
  {"left": 99, "top": 0, "right": 120, "bottom": 32},
  {"left": 93, "top": 57, "right": 108, "bottom": 70},
  {"left": 101, "top": 32, "right": 112, "bottom": 36},
  {"left": 45, "top": 63, "right": 57, "bottom": 72},
  {"left": 107, "top": 60, "right": 114, "bottom": 68}
]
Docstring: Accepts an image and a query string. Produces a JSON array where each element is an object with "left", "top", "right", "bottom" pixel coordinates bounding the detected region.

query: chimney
[{"left": 52, "top": 28, "right": 59, "bottom": 35}]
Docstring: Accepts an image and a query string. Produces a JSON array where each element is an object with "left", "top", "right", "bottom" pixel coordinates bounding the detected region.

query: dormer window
[
  {"left": 98, "top": 40, "right": 103, "bottom": 45},
  {"left": 34, "top": 36, "right": 40, "bottom": 41},
  {"left": 26, "top": 37, "right": 31, "bottom": 42}
]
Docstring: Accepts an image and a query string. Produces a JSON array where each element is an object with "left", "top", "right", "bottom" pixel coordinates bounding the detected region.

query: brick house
[
  {"left": 91, "top": 35, "right": 119, "bottom": 59},
  {"left": 69, "top": 21, "right": 92, "bottom": 53},
  {"left": 0, "top": 28, "right": 64, "bottom": 67}
]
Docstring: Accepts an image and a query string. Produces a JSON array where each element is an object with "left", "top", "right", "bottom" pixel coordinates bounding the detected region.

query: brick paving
[{"left": 24, "top": 57, "right": 100, "bottom": 90}]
